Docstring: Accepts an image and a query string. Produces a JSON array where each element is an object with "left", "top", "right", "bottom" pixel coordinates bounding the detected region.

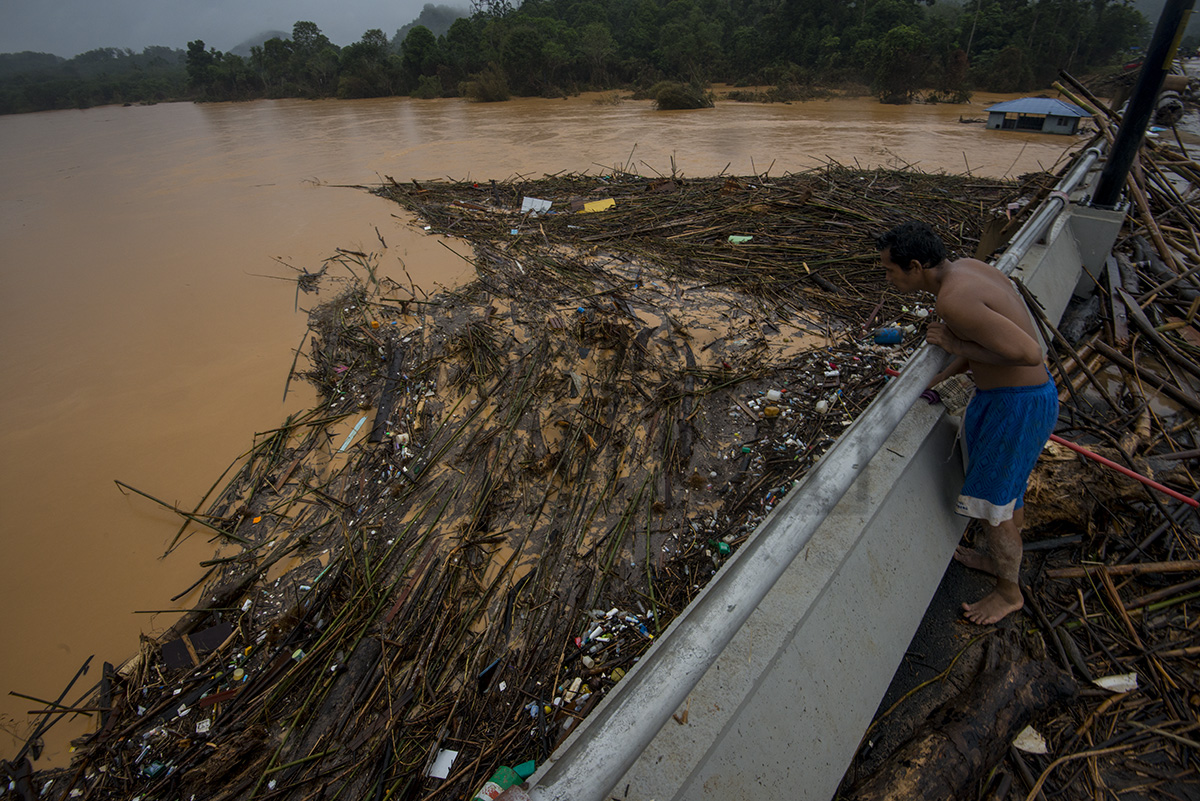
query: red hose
[{"left": 1049, "top": 434, "right": 1199, "bottom": 508}]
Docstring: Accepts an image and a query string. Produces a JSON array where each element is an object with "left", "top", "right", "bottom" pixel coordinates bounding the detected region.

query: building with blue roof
[{"left": 985, "top": 97, "right": 1090, "bottom": 135}]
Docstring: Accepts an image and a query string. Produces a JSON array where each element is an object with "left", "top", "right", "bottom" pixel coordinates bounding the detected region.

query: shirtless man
[{"left": 877, "top": 221, "right": 1059, "bottom": 625}]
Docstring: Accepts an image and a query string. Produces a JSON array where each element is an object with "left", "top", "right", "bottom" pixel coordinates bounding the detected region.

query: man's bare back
[{"left": 929, "top": 257, "right": 1048, "bottom": 390}]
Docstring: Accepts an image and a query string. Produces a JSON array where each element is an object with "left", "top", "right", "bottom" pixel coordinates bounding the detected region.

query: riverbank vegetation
[
  {"left": 0, "top": 46, "right": 188, "bottom": 114},
  {"left": 0, "top": 0, "right": 1156, "bottom": 115}
]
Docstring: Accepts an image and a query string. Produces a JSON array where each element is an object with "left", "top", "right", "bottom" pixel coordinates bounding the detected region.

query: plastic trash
[
  {"left": 874, "top": 327, "right": 903, "bottom": 345},
  {"left": 578, "top": 198, "right": 616, "bottom": 213},
  {"left": 472, "top": 766, "right": 520, "bottom": 800},
  {"left": 1094, "top": 672, "right": 1138, "bottom": 692},
  {"left": 427, "top": 749, "right": 459, "bottom": 779},
  {"left": 494, "top": 788, "right": 532, "bottom": 801},
  {"left": 521, "top": 197, "right": 552, "bottom": 216}
]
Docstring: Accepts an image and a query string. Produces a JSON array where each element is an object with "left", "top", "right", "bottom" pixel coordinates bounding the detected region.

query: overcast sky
[{"left": 0, "top": 0, "right": 449, "bottom": 57}]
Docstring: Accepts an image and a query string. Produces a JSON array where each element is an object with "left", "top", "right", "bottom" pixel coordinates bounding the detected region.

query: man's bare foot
[
  {"left": 962, "top": 583, "right": 1023, "bottom": 625},
  {"left": 953, "top": 545, "right": 998, "bottom": 576}
]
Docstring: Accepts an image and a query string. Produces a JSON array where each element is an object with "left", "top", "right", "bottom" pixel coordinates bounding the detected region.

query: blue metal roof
[{"left": 985, "top": 97, "right": 1090, "bottom": 117}]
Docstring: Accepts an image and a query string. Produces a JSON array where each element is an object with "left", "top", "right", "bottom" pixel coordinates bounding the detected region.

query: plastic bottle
[
  {"left": 874, "top": 327, "right": 903, "bottom": 345},
  {"left": 472, "top": 767, "right": 520, "bottom": 801}
]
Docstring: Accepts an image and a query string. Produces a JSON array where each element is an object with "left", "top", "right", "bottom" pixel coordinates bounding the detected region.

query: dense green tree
[
  {"left": 501, "top": 25, "right": 547, "bottom": 94},
  {"left": 186, "top": 40, "right": 216, "bottom": 90},
  {"left": 959, "top": 0, "right": 1146, "bottom": 91},
  {"left": 613, "top": 0, "right": 662, "bottom": 66},
  {"left": 338, "top": 29, "right": 399, "bottom": 97},
  {"left": 441, "top": 16, "right": 488, "bottom": 86},
  {"left": 873, "top": 23, "right": 931, "bottom": 102},
  {"left": 579, "top": 21, "right": 616, "bottom": 85},
  {"left": 462, "top": 61, "right": 511, "bottom": 100},
  {"left": 292, "top": 21, "right": 331, "bottom": 55},
  {"left": 0, "top": 0, "right": 1158, "bottom": 113},
  {"left": 393, "top": 3, "right": 471, "bottom": 46},
  {"left": 250, "top": 37, "right": 294, "bottom": 93},
  {"left": 400, "top": 25, "right": 441, "bottom": 90},
  {"left": 654, "top": 1, "right": 725, "bottom": 81},
  {"left": 0, "top": 51, "right": 64, "bottom": 79}
]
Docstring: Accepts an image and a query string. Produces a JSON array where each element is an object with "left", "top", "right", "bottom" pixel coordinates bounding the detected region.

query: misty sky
[{"left": 0, "top": 0, "right": 449, "bottom": 57}]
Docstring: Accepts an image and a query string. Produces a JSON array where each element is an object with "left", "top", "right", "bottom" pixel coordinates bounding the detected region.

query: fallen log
[{"left": 845, "top": 632, "right": 1075, "bottom": 801}]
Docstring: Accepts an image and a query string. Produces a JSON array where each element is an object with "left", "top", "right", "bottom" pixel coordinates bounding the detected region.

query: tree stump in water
[{"left": 846, "top": 631, "right": 1076, "bottom": 801}]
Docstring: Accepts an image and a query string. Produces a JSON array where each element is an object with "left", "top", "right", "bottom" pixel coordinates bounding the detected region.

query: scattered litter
[
  {"left": 577, "top": 198, "right": 615, "bottom": 213},
  {"left": 1012, "top": 725, "right": 1049, "bottom": 754},
  {"left": 427, "top": 749, "right": 459, "bottom": 779},
  {"left": 338, "top": 415, "right": 368, "bottom": 452},
  {"left": 521, "top": 196, "right": 553, "bottom": 215},
  {"left": 1093, "top": 672, "right": 1138, "bottom": 693}
]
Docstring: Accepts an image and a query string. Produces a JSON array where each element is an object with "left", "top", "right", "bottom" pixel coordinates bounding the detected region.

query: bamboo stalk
[
  {"left": 1046, "top": 560, "right": 1200, "bottom": 579},
  {"left": 114, "top": 480, "right": 252, "bottom": 545},
  {"left": 1098, "top": 569, "right": 1144, "bottom": 650},
  {"left": 1091, "top": 339, "right": 1200, "bottom": 415}
]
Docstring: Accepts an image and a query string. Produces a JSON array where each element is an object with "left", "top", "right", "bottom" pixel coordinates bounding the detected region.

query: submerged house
[{"left": 985, "top": 97, "right": 1090, "bottom": 134}]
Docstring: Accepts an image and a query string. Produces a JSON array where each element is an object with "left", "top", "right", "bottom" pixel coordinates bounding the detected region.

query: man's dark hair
[{"left": 876, "top": 221, "right": 947, "bottom": 271}]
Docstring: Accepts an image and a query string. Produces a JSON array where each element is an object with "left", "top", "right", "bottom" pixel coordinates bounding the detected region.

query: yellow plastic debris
[{"left": 578, "top": 198, "right": 616, "bottom": 213}]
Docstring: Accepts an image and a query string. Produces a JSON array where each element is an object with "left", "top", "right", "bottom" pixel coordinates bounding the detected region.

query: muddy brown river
[{"left": 0, "top": 91, "right": 1078, "bottom": 764}]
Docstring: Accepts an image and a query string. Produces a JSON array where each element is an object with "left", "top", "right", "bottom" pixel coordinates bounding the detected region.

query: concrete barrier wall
[{"left": 615, "top": 406, "right": 966, "bottom": 801}]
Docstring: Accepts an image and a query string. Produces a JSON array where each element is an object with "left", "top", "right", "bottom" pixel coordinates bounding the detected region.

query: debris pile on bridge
[
  {"left": 841, "top": 84, "right": 1200, "bottom": 801},
  {"left": 14, "top": 165, "right": 1035, "bottom": 801}
]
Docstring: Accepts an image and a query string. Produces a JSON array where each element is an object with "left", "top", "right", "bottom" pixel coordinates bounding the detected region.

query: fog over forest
[
  {"left": 0, "top": 0, "right": 457, "bottom": 57},
  {"left": 4, "top": 0, "right": 1197, "bottom": 61}
]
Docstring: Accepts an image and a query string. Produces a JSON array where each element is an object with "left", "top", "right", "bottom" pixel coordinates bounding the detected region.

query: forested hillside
[
  {"left": 0, "top": 46, "right": 187, "bottom": 113},
  {"left": 0, "top": 0, "right": 1154, "bottom": 114}
]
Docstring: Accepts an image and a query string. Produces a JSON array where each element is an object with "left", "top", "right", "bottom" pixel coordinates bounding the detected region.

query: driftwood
[
  {"left": 846, "top": 633, "right": 1076, "bottom": 801},
  {"left": 369, "top": 344, "right": 406, "bottom": 443}
]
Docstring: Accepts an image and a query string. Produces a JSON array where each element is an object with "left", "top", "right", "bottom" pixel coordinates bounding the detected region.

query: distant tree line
[
  {"left": 0, "top": 46, "right": 187, "bottom": 113},
  {"left": 0, "top": 0, "right": 1153, "bottom": 115}
]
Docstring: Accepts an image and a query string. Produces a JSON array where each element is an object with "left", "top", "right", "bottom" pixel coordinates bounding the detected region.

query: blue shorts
[{"left": 956, "top": 377, "right": 1058, "bottom": 526}]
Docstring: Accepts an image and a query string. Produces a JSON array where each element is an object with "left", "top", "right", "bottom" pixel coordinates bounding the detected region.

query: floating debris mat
[
  {"left": 380, "top": 165, "right": 1051, "bottom": 301},
  {"left": 25, "top": 167, "right": 1036, "bottom": 801}
]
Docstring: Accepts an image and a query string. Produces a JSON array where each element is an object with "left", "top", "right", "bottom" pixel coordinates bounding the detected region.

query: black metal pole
[{"left": 1091, "top": 0, "right": 1195, "bottom": 208}]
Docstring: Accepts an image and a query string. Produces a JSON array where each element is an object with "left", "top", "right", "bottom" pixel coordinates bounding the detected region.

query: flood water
[{"left": 0, "top": 90, "right": 1077, "bottom": 764}]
